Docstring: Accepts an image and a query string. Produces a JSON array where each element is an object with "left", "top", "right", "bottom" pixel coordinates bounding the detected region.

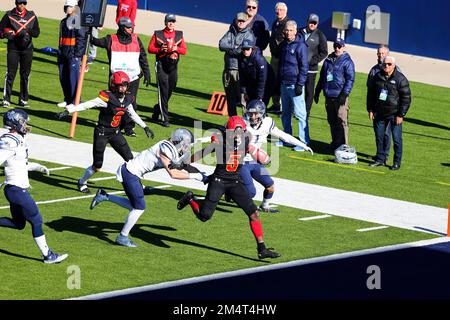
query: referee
[
  {"left": 148, "top": 14, "right": 187, "bottom": 127},
  {"left": 0, "top": 0, "right": 40, "bottom": 108}
]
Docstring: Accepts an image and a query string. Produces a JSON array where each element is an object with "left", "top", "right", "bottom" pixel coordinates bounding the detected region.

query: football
[{"left": 248, "top": 144, "right": 271, "bottom": 165}]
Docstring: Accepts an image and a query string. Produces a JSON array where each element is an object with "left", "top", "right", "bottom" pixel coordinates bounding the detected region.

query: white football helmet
[
  {"left": 170, "top": 128, "right": 194, "bottom": 156},
  {"left": 334, "top": 144, "right": 358, "bottom": 164}
]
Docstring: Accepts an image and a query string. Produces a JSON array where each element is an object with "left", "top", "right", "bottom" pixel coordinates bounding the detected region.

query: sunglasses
[
  {"left": 242, "top": 47, "right": 252, "bottom": 51},
  {"left": 333, "top": 44, "right": 343, "bottom": 49},
  {"left": 237, "top": 20, "right": 246, "bottom": 23},
  {"left": 247, "top": 5, "right": 257, "bottom": 9},
  {"left": 383, "top": 63, "right": 393, "bottom": 66},
  {"left": 18, "top": 2, "right": 27, "bottom": 4},
  {"left": 308, "top": 21, "right": 317, "bottom": 25}
]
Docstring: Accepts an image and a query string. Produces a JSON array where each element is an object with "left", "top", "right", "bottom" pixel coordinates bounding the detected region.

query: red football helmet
[
  {"left": 225, "top": 116, "right": 247, "bottom": 132},
  {"left": 109, "top": 71, "right": 130, "bottom": 94}
]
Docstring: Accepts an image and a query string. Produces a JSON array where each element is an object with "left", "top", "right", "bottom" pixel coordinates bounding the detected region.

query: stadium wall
[{"left": 108, "top": 0, "right": 450, "bottom": 61}]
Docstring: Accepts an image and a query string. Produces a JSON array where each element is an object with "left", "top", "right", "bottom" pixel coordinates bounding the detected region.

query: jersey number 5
[
  {"left": 226, "top": 153, "right": 240, "bottom": 172},
  {"left": 111, "top": 111, "right": 125, "bottom": 128}
]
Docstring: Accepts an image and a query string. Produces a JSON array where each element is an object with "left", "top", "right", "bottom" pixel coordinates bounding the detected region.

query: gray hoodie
[{"left": 219, "top": 21, "right": 255, "bottom": 70}]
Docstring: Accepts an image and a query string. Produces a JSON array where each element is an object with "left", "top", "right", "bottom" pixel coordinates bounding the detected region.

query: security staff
[
  {"left": 91, "top": 17, "right": 150, "bottom": 137},
  {"left": 148, "top": 14, "right": 187, "bottom": 127},
  {"left": 0, "top": 0, "right": 40, "bottom": 108}
]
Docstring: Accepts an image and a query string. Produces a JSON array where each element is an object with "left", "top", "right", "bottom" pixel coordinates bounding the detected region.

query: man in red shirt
[
  {"left": 148, "top": 14, "right": 187, "bottom": 127},
  {"left": 116, "top": 0, "right": 137, "bottom": 26}
]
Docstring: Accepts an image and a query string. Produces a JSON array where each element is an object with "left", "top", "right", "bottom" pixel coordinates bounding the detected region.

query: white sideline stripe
[
  {"left": 357, "top": 226, "right": 390, "bottom": 232},
  {"left": 0, "top": 185, "right": 172, "bottom": 209},
  {"left": 48, "top": 166, "right": 72, "bottom": 171},
  {"left": 69, "top": 237, "right": 450, "bottom": 300},
  {"left": 299, "top": 214, "right": 332, "bottom": 221},
  {"left": 89, "top": 176, "right": 117, "bottom": 182}
]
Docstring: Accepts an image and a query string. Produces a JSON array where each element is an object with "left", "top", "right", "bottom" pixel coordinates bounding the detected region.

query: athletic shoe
[
  {"left": 19, "top": 100, "right": 29, "bottom": 108},
  {"left": 258, "top": 248, "right": 281, "bottom": 259},
  {"left": 43, "top": 249, "right": 69, "bottom": 264},
  {"left": 115, "top": 234, "right": 137, "bottom": 247},
  {"left": 293, "top": 146, "right": 305, "bottom": 152},
  {"left": 177, "top": 191, "right": 193, "bottom": 210},
  {"left": 77, "top": 180, "right": 90, "bottom": 194},
  {"left": 90, "top": 188, "right": 108, "bottom": 210},
  {"left": 2, "top": 100, "right": 10, "bottom": 108},
  {"left": 258, "top": 205, "right": 280, "bottom": 214},
  {"left": 57, "top": 101, "right": 67, "bottom": 108}
]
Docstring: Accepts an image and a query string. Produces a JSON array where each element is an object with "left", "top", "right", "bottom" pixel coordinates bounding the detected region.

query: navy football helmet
[
  {"left": 3, "top": 108, "right": 31, "bottom": 135},
  {"left": 244, "top": 99, "right": 266, "bottom": 127}
]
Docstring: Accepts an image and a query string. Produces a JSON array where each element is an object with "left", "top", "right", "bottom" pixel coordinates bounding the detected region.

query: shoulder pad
[
  {"left": 99, "top": 90, "right": 110, "bottom": 102},
  {"left": 0, "top": 133, "right": 21, "bottom": 149},
  {"left": 160, "top": 140, "right": 178, "bottom": 161}
]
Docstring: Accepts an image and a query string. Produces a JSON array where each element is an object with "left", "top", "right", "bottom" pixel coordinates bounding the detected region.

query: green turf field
[{"left": 0, "top": 15, "right": 447, "bottom": 299}]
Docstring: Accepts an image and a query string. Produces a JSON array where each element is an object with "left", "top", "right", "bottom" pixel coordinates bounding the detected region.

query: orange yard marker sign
[{"left": 207, "top": 92, "right": 228, "bottom": 116}]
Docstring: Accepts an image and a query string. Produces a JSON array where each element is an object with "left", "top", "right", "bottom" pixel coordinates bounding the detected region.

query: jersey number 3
[
  {"left": 226, "top": 153, "right": 240, "bottom": 172},
  {"left": 111, "top": 111, "right": 125, "bottom": 128}
]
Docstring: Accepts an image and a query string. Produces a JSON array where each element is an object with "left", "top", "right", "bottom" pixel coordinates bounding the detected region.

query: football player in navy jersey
[
  {"left": 177, "top": 116, "right": 280, "bottom": 259},
  {"left": 0, "top": 109, "right": 68, "bottom": 263},
  {"left": 56, "top": 71, "right": 154, "bottom": 193},
  {"left": 89, "top": 128, "right": 206, "bottom": 247}
]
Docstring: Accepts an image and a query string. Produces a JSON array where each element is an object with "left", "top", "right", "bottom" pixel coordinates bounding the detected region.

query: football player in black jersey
[
  {"left": 56, "top": 71, "right": 154, "bottom": 193},
  {"left": 177, "top": 116, "right": 280, "bottom": 259}
]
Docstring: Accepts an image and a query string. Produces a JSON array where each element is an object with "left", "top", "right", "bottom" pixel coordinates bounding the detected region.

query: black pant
[
  {"left": 121, "top": 78, "right": 140, "bottom": 131},
  {"left": 305, "top": 72, "right": 317, "bottom": 116},
  {"left": 154, "top": 60, "right": 178, "bottom": 123},
  {"left": 4, "top": 48, "right": 33, "bottom": 103},
  {"left": 92, "top": 126, "right": 133, "bottom": 169}
]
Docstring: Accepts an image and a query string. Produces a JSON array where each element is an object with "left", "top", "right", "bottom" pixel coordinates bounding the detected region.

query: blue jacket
[
  {"left": 248, "top": 14, "right": 270, "bottom": 51},
  {"left": 58, "top": 15, "right": 87, "bottom": 59},
  {"left": 316, "top": 52, "right": 355, "bottom": 98},
  {"left": 279, "top": 35, "right": 308, "bottom": 87},
  {"left": 238, "top": 47, "right": 274, "bottom": 101}
]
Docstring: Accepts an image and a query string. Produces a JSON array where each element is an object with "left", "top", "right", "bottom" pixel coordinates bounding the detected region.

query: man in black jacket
[
  {"left": 90, "top": 17, "right": 151, "bottom": 137},
  {"left": 367, "top": 56, "right": 411, "bottom": 171},
  {"left": 267, "top": 2, "right": 288, "bottom": 114},
  {"left": 298, "top": 13, "right": 328, "bottom": 117},
  {"left": 0, "top": 0, "right": 40, "bottom": 108}
]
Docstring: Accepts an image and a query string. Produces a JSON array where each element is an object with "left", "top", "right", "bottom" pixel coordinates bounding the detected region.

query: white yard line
[
  {"left": 69, "top": 237, "right": 450, "bottom": 300},
  {"left": 357, "top": 226, "right": 390, "bottom": 232},
  {"left": 298, "top": 215, "right": 333, "bottom": 221},
  {"left": 48, "top": 166, "right": 72, "bottom": 172},
  {"left": 88, "top": 176, "right": 117, "bottom": 182}
]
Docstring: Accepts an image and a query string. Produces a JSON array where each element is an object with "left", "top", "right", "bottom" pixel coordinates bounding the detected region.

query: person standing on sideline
[
  {"left": 298, "top": 13, "right": 328, "bottom": 117},
  {"left": 56, "top": 0, "right": 87, "bottom": 109},
  {"left": 367, "top": 56, "right": 411, "bottom": 171},
  {"left": 219, "top": 12, "right": 255, "bottom": 117},
  {"left": 0, "top": 0, "right": 40, "bottom": 108},
  {"left": 116, "top": 0, "right": 137, "bottom": 27},
  {"left": 278, "top": 20, "right": 309, "bottom": 151},
  {"left": 238, "top": 38, "right": 274, "bottom": 107},
  {"left": 0, "top": 109, "right": 68, "bottom": 264},
  {"left": 56, "top": 71, "right": 154, "bottom": 193},
  {"left": 314, "top": 39, "right": 355, "bottom": 150},
  {"left": 148, "top": 14, "right": 187, "bottom": 127},
  {"left": 243, "top": 0, "right": 270, "bottom": 52},
  {"left": 367, "top": 45, "right": 401, "bottom": 162},
  {"left": 89, "top": 128, "right": 206, "bottom": 247},
  {"left": 90, "top": 17, "right": 151, "bottom": 137},
  {"left": 267, "top": 2, "right": 289, "bottom": 115}
]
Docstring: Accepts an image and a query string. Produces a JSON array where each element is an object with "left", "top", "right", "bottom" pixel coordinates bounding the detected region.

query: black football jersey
[{"left": 96, "top": 90, "right": 134, "bottom": 128}]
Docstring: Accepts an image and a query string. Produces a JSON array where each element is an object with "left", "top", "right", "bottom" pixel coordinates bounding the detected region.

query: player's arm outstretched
[
  {"left": 55, "top": 97, "right": 106, "bottom": 119},
  {"left": 27, "top": 162, "right": 50, "bottom": 175},
  {"left": 271, "top": 126, "right": 314, "bottom": 155},
  {"left": 160, "top": 152, "right": 207, "bottom": 182}
]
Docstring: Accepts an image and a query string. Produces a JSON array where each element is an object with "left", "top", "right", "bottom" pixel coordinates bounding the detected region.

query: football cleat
[
  {"left": 2, "top": 100, "right": 11, "bottom": 108},
  {"left": 115, "top": 234, "right": 137, "bottom": 247},
  {"left": 77, "top": 180, "right": 90, "bottom": 194},
  {"left": 177, "top": 191, "right": 193, "bottom": 210},
  {"left": 57, "top": 101, "right": 67, "bottom": 108},
  {"left": 43, "top": 249, "right": 68, "bottom": 264},
  {"left": 258, "top": 248, "right": 281, "bottom": 259},
  {"left": 259, "top": 205, "right": 280, "bottom": 214},
  {"left": 90, "top": 188, "right": 108, "bottom": 210},
  {"left": 19, "top": 100, "right": 29, "bottom": 108}
]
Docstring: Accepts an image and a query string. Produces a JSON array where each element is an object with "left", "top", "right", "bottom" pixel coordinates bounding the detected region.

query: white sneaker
[
  {"left": 57, "top": 101, "right": 67, "bottom": 108},
  {"left": 2, "top": 100, "right": 10, "bottom": 108}
]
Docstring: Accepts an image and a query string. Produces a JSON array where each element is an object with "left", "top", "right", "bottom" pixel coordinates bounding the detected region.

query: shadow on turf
[
  {"left": 46, "top": 216, "right": 266, "bottom": 262},
  {"left": 0, "top": 248, "right": 42, "bottom": 262}
]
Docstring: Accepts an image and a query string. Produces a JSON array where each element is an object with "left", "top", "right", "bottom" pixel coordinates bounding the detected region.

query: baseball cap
[
  {"left": 308, "top": 13, "right": 319, "bottom": 23},
  {"left": 118, "top": 17, "right": 133, "bottom": 28},
  {"left": 334, "top": 38, "right": 345, "bottom": 47},
  {"left": 236, "top": 12, "right": 249, "bottom": 22},
  {"left": 16, "top": 0, "right": 28, "bottom": 4},
  {"left": 165, "top": 14, "right": 176, "bottom": 23},
  {"left": 64, "top": 0, "right": 78, "bottom": 7},
  {"left": 241, "top": 38, "right": 255, "bottom": 49}
]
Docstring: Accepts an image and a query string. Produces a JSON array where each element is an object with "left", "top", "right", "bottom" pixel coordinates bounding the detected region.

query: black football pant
[
  {"left": 3, "top": 48, "right": 33, "bottom": 103},
  {"left": 121, "top": 78, "right": 140, "bottom": 132},
  {"left": 92, "top": 126, "right": 134, "bottom": 169},
  {"left": 154, "top": 61, "right": 178, "bottom": 123}
]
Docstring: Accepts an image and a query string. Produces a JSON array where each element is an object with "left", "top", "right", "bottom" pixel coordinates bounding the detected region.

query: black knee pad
[{"left": 198, "top": 210, "right": 213, "bottom": 222}]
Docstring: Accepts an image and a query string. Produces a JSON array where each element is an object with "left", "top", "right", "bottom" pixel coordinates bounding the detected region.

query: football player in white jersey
[
  {"left": 242, "top": 100, "right": 313, "bottom": 213},
  {"left": 0, "top": 109, "right": 68, "bottom": 264},
  {"left": 89, "top": 128, "right": 207, "bottom": 247}
]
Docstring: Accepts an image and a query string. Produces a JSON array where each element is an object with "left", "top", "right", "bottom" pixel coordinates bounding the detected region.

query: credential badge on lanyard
[{"left": 379, "top": 89, "right": 388, "bottom": 101}]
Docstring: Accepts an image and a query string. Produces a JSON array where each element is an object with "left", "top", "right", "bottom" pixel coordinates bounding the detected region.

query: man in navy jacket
[
  {"left": 278, "top": 20, "right": 309, "bottom": 151},
  {"left": 314, "top": 38, "right": 355, "bottom": 150}
]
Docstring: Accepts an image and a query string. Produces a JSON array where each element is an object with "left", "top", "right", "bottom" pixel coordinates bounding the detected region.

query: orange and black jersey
[
  {"left": 193, "top": 127, "right": 251, "bottom": 181},
  {"left": 96, "top": 91, "right": 135, "bottom": 129}
]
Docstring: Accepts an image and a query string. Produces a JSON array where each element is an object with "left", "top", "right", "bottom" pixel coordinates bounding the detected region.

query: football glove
[
  {"left": 144, "top": 126, "right": 154, "bottom": 139},
  {"left": 55, "top": 109, "right": 69, "bottom": 120}
]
